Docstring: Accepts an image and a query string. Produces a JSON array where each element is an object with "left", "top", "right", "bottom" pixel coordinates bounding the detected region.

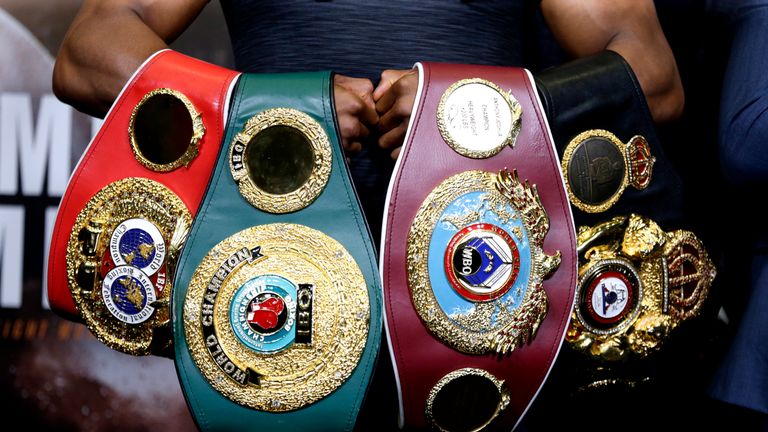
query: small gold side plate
[
  {"left": 436, "top": 78, "right": 522, "bottom": 159},
  {"left": 561, "top": 129, "right": 655, "bottom": 213},
  {"left": 229, "top": 108, "right": 332, "bottom": 214}
]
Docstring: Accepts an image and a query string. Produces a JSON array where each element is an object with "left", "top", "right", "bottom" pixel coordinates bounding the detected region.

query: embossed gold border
[
  {"left": 561, "top": 129, "right": 629, "bottom": 213},
  {"left": 66, "top": 178, "right": 192, "bottom": 355},
  {"left": 407, "top": 170, "right": 559, "bottom": 355},
  {"left": 425, "top": 368, "right": 510, "bottom": 432},
  {"left": 129, "top": 88, "right": 205, "bottom": 172},
  {"left": 229, "top": 108, "right": 332, "bottom": 214},
  {"left": 183, "top": 223, "right": 369, "bottom": 411},
  {"left": 436, "top": 78, "right": 522, "bottom": 159}
]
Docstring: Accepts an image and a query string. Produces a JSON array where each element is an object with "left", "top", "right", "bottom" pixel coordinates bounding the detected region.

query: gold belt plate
[
  {"left": 66, "top": 178, "right": 192, "bottom": 355},
  {"left": 183, "top": 223, "right": 370, "bottom": 411}
]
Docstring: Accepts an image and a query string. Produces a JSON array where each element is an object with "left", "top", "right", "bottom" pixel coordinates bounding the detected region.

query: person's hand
[
  {"left": 373, "top": 69, "right": 418, "bottom": 160},
  {"left": 334, "top": 74, "right": 378, "bottom": 155}
]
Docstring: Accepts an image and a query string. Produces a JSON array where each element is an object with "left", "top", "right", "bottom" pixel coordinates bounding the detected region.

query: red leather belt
[
  {"left": 381, "top": 62, "right": 577, "bottom": 430},
  {"left": 47, "top": 50, "right": 238, "bottom": 355}
]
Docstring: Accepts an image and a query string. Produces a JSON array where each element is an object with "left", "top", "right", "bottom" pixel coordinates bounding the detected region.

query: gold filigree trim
[
  {"left": 129, "top": 88, "right": 204, "bottom": 172},
  {"left": 229, "top": 108, "right": 332, "bottom": 214},
  {"left": 436, "top": 78, "right": 522, "bottom": 159},
  {"left": 66, "top": 178, "right": 192, "bottom": 355},
  {"left": 183, "top": 223, "right": 369, "bottom": 411},
  {"left": 407, "top": 170, "right": 559, "bottom": 355}
]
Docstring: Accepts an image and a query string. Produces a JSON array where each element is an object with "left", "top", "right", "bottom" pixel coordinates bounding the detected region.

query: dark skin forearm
[
  {"left": 52, "top": 0, "right": 208, "bottom": 118},
  {"left": 374, "top": 0, "right": 685, "bottom": 159},
  {"left": 52, "top": 0, "right": 378, "bottom": 154},
  {"left": 541, "top": 0, "right": 684, "bottom": 122}
]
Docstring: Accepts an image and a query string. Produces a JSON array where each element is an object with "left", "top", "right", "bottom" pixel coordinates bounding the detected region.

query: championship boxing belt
[
  {"left": 47, "top": 50, "right": 239, "bottom": 355},
  {"left": 536, "top": 51, "right": 684, "bottom": 225},
  {"left": 381, "top": 62, "right": 577, "bottom": 431},
  {"left": 172, "top": 72, "right": 381, "bottom": 431}
]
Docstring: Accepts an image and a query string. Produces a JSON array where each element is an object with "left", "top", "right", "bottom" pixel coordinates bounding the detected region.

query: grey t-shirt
[{"left": 219, "top": 0, "right": 546, "bottom": 238}]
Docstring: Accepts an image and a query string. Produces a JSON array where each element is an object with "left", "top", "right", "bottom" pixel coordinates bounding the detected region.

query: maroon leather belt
[{"left": 381, "top": 62, "right": 577, "bottom": 430}]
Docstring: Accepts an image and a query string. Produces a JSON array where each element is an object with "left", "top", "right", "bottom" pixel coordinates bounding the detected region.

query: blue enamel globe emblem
[
  {"left": 101, "top": 265, "right": 157, "bottom": 324},
  {"left": 109, "top": 218, "right": 166, "bottom": 276}
]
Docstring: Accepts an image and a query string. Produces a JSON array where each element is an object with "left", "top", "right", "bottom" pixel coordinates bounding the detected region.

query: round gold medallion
[
  {"left": 184, "top": 223, "right": 370, "bottom": 411},
  {"left": 436, "top": 78, "right": 522, "bottom": 159},
  {"left": 229, "top": 108, "right": 332, "bottom": 214},
  {"left": 407, "top": 170, "right": 560, "bottom": 355},
  {"left": 66, "top": 178, "right": 192, "bottom": 355},
  {"left": 561, "top": 130, "right": 654, "bottom": 213}
]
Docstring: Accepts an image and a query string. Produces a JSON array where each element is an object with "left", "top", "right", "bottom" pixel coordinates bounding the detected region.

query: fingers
[
  {"left": 338, "top": 117, "right": 370, "bottom": 141},
  {"left": 376, "top": 69, "right": 418, "bottom": 136},
  {"left": 373, "top": 69, "right": 413, "bottom": 101},
  {"left": 335, "top": 74, "right": 376, "bottom": 112},
  {"left": 346, "top": 141, "right": 362, "bottom": 154},
  {"left": 378, "top": 96, "right": 414, "bottom": 133},
  {"left": 333, "top": 70, "right": 418, "bottom": 161},
  {"left": 373, "top": 69, "right": 418, "bottom": 160},
  {"left": 336, "top": 110, "right": 371, "bottom": 155},
  {"left": 379, "top": 123, "right": 408, "bottom": 151},
  {"left": 390, "top": 146, "right": 402, "bottom": 161},
  {"left": 334, "top": 75, "right": 378, "bottom": 155},
  {"left": 335, "top": 80, "right": 379, "bottom": 126}
]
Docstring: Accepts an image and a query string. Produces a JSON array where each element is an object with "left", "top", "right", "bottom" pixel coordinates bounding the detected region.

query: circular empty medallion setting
[
  {"left": 184, "top": 223, "right": 369, "bottom": 411},
  {"left": 444, "top": 223, "right": 520, "bottom": 302},
  {"left": 129, "top": 88, "right": 204, "bottom": 171},
  {"left": 437, "top": 78, "right": 522, "bottom": 159},
  {"left": 246, "top": 125, "right": 315, "bottom": 195},
  {"left": 426, "top": 368, "right": 510, "bottom": 432},
  {"left": 576, "top": 258, "right": 642, "bottom": 335},
  {"left": 229, "top": 108, "right": 332, "bottom": 214}
]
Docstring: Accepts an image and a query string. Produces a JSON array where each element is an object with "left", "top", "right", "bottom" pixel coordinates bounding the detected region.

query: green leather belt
[{"left": 172, "top": 72, "right": 382, "bottom": 431}]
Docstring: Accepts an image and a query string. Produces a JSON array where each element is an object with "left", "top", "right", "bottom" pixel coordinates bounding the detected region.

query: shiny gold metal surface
[
  {"left": 425, "top": 368, "right": 510, "bottom": 432},
  {"left": 66, "top": 178, "right": 191, "bottom": 355},
  {"left": 437, "top": 78, "right": 522, "bottom": 159},
  {"left": 561, "top": 130, "right": 655, "bottom": 213},
  {"left": 129, "top": 88, "right": 204, "bottom": 172},
  {"left": 184, "top": 223, "right": 370, "bottom": 411},
  {"left": 229, "top": 108, "right": 332, "bottom": 214},
  {"left": 407, "top": 170, "right": 560, "bottom": 355},
  {"left": 568, "top": 214, "right": 715, "bottom": 361}
]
